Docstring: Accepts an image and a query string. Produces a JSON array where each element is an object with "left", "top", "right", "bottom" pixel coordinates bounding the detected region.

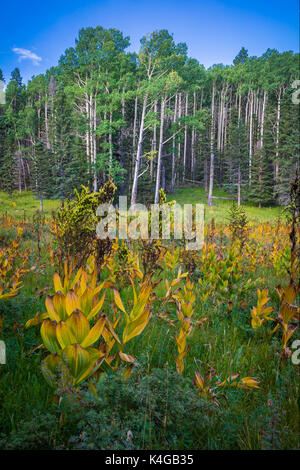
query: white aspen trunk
[
  {"left": 150, "top": 100, "right": 157, "bottom": 180},
  {"left": 191, "top": 91, "right": 197, "bottom": 179},
  {"left": 171, "top": 94, "right": 178, "bottom": 192},
  {"left": 237, "top": 165, "right": 241, "bottom": 206},
  {"left": 208, "top": 82, "right": 216, "bottom": 207},
  {"left": 131, "top": 93, "right": 148, "bottom": 207},
  {"left": 223, "top": 105, "right": 227, "bottom": 153},
  {"left": 217, "top": 88, "right": 223, "bottom": 151},
  {"left": 45, "top": 97, "right": 50, "bottom": 150},
  {"left": 133, "top": 94, "right": 138, "bottom": 151},
  {"left": 85, "top": 94, "right": 90, "bottom": 172},
  {"left": 221, "top": 102, "right": 224, "bottom": 153},
  {"left": 109, "top": 111, "right": 113, "bottom": 178},
  {"left": 177, "top": 93, "right": 182, "bottom": 185},
  {"left": 260, "top": 90, "right": 267, "bottom": 150},
  {"left": 200, "top": 88, "right": 203, "bottom": 109},
  {"left": 182, "top": 92, "right": 189, "bottom": 183},
  {"left": 89, "top": 95, "right": 94, "bottom": 185},
  {"left": 275, "top": 87, "right": 281, "bottom": 184},
  {"left": 154, "top": 97, "right": 166, "bottom": 203},
  {"left": 245, "top": 90, "right": 250, "bottom": 124},
  {"left": 249, "top": 90, "right": 253, "bottom": 184},
  {"left": 92, "top": 96, "right": 97, "bottom": 192}
]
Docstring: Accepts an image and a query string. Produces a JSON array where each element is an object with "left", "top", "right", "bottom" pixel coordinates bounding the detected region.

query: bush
[{"left": 0, "top": 367, "right": 218, "bottom": 450}]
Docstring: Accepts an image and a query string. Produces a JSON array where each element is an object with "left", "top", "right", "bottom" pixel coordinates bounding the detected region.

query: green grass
[
  {"left": 0, "top": 188, "right": 298, "bottom": 450},
  {"left": 0, "top": 188, "right": 283, "bottom": 223},
  {"left": 0, "top": 191, "right": 60, "bottom": 220},
  {"left": 169, "top": 186, "right": 282, "bottom": 223}
]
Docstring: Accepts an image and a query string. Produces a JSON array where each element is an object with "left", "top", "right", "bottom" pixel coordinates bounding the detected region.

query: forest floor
[
  {"left": 0, "top": 188, "right": 282, "bottom": 222},
  {"left": 0, "top": 188, "right": 298, "bottom": 451}
]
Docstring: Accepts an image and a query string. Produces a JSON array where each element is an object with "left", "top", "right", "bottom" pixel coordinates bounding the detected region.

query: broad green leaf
[
  {"left": 66, "top": 309, "right": 90, "bottom": 344},
  {"left": 123, "top": 307, "right": 151, "bottom": 344},
  {"left": 81, "top": 316, "right": 106, "bottom": 348},
  {"left": 53, "top": 272, "right": 63, "bottom": 293},
  {"left": 114, "top": 289, "right": 127, "bottom": 316},
  {"left": 65, "top": 290, "right": 80, "bottom": 316},
  {"left": 45, "top": 295, "right": 61, "bottom": 322},
  {"left": 56, "top": 321, "right": 77, "bottom": 348},
  {"left": 87, "top": 293, "right": 105, "bottom": 320},
  {"left": 61, "top": 344, "right": 91, "bottom": 383},
  {"left": 41, "top": 319, "right": 61, "bottom": 353}
]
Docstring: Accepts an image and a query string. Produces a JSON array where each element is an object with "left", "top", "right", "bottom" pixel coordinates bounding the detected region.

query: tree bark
[
  {"left": 154, "top": 97, "right": 165, "bottom": 203},
  {"left": 171, "top": 94, "right": 178, "bottom": 193},
  {"left": 191, "top": 91, "right": 197, "bottom": 179},
  {"left": 208, "top": 82, "right": 216, "bottom": 207},
  {"left": 131, "top": 93, "right": 148, "bottom": 207},
  {"left": 182, "top": 92, "right": 188, "bottom": 183}
]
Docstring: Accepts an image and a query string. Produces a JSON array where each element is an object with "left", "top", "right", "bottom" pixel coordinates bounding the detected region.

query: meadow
[{"left": 0, "top": 187, "right": 299, "bottom": 450}]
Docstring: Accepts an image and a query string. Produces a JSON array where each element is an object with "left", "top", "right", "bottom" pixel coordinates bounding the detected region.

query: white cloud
[{"left": 12, "top": 47, "right": 42, "bottom": 65}]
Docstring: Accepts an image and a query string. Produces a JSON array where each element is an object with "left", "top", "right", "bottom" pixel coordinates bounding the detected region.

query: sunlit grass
[
  {"left": 0, "top": 188, "right": 282, "bottom": 223},
  {"left": 0, "top": 191, "right": 60, "bottom": 220},
  {"left": 170, "top": 187, "right": 282, "bottom": 223}
]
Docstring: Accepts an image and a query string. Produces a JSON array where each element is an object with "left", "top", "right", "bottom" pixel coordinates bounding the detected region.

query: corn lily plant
[
  {"left": 26, "top": 260, "right": 108, "bottom": 386},
  {"left": 250, "top": 289, "right": 274, "bottom": 329}
]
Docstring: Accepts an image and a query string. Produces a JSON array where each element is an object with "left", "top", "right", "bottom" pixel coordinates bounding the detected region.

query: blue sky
[{"left": 1, "top": 0, "right": 299, "bottom": 83}]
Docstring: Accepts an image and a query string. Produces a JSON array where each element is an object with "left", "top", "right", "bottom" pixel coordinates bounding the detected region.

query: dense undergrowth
[{"left": 0, "top": 186, "right": 299, "bottom": 450}]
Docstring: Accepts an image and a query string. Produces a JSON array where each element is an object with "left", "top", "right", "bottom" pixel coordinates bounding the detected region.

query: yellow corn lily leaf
[
  {"left": 276, "top": 285, "right": 284, "bottom": 301},
  {"left": 53, "top": 273, "right": 63, "bottom": 293},
  {"left": 61, "top": 344, "right": 91, "bottom": 383},
  {"left": 80, "top": 272, "right": 87, "bottom": 295},
  {"left": 25, "top": 311, "right": 49, "bottom": 328},
  {"left": 75, "top": 347, "right": 105, "bottom": 384},
  {"left": 53, "top": 292, "right": 68, "bottom": 321},
  {"left": 63, "top": 262, "right": 69, "bottom": 283},
  {"left": 81, "top": 316, "right": 106, "bottom": 348},
  {"left": 65, "top": 290, "right": 80, "bottom": 316},
  {"left": 175, "top": 355, "right": 184, "bottom": 374},
  {"left": 239, "top": 377, "right": 261, "bottom": 389},
  {"left": 280, "top": 303, "right": 300, "bottom": 325},
  {"left": 219, "top": 374, "right": 260, "bottom": 389},
  {"left": 94, "top": 280, "right": 112, "bottom": 295},
  {"left": 87, "top": 293, "right": 105, "bottom": 320},
  {"left": 66, "top": 309, "right": 90, "bottom": 344},
  {"left": 105, "top": 317, "right": 122, "bottom": 344},
  {"left": 283, "top": 323, "right": 298, "bottom": 346},
  {"left": 282, "top": 284, "right": 298, "bottom": 304},
  {"left": 0, "top": 290, "right": 18, "bottom": 300},
  {"left": 114, "top": 289, "right": 127, "bottom": 316},
  {"left": 56, "top": 321, "right": 77, "bottom": 348},
  {"left": 123, "top": 307, "right": 151, "bottom": 344},
  {"left": 79, "top": 287, "right": 94, "bottom": 315},
  {"left": 61, "top": 344, "right": 105, "bottom": 385},
  {"left": 194, "top": 370, "right": 205, "bottom": 390},
  {"left": 44, "top": 295, "right": 61, "bottom": 322},
  {"left": 119, "top": 352, "right": 136, "bottom": 363},
  {"left": 251, "top": 315, "right": 263, "bottom": 329},
  {"left": 218, "top": 374, "right": 239, "bottom": 387},
  {"left": 41, "top": 319, "right": 61, "bottom": 353},
  {"left": 130, "top": 285, "right": 152, "bottom": 321},
  {"left": 70, "top": 267, "right": 83, "bottom": 290},
  {"left": 130, "top": 279, "right": 138, "bottom": 306}
]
